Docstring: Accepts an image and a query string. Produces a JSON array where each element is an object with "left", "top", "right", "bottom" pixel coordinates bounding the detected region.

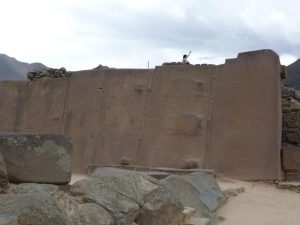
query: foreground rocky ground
[
  {"left": 0, "top": 167, "right": 236, "bottom": 225},
  {"left": 3, "top": 133, "right": 298, "bottom": 225},
  {"left": 0, "top": 133, "right": 237, "bottom": 225},
  {"left": 217, "top": 178, "right": 300, "bottom": 225}
]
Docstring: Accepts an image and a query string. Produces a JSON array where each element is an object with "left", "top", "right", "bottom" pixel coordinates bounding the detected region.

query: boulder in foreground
[{"left": 72, "top": 167, "right": 184, "bottom": 225}]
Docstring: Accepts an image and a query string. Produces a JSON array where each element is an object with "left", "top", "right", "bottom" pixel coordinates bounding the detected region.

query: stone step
[
  {"left": 285, "top": 172, "right": 300, "bottom": 181},
  {"left": 87, "top": 164, "right": 214, "bottom": 179},
  {"left": 276, "top": 181, "right": 300, "bottom": 193}
]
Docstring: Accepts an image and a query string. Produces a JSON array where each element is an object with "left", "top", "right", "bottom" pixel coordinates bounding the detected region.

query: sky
[{"left": 0, "top": 0, "right": 300, "bottom": 70}]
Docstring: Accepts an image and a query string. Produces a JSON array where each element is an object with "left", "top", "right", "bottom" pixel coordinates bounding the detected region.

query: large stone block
[
  {"left": 0, "top": 133, "right": 72, "bottom": 184},
  {"left": 283, "top": 145, "right": 300, "bottom": 172}
]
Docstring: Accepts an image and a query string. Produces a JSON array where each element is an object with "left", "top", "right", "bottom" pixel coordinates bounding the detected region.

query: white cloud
[{"left": 0, "top": 0, "right": 299, "bottom": 69}]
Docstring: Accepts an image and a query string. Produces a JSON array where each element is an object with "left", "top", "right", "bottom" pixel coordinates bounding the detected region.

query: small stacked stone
[
  {"left": 93, "top": 64, "right": 110, "bottom": 70},
  {"left": 282, "top": 86, "right": 300, "bottom": 145},
  {"left": 27, "top": 67, "right": 72, "bottom": 81},
  {"left": 162, "top": 62, "right": 187, "bottom": 66}
]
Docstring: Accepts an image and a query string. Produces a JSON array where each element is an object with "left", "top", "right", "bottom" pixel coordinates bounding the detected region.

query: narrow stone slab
[
  {"left": 0, "top": 152, "right": 8, "bottom": 192},
  {"left": 0, "top": 133, "right": 72, "bottom": 184}
]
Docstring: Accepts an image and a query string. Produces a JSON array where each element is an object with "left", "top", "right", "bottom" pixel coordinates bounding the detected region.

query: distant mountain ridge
[
  {"left": 283, "top": 59, "right": 300, "bottom": 90},
  {"left": 0, "top": 54, "right": 47, "bottom": 80}
]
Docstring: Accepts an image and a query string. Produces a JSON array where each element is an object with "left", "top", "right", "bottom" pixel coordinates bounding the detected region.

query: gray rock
[
  {"left": 160, "top": 175, "right": 210, "bottom": 217},
  {"left": 0, "top": 193, "right": 70, "bottom": 225},
  {"left": 54, "top": 192, "right": 114, "bottom": 225},
  {"left": 136, "top": 184, "right": 183, "bottom": 225},
  {"left": 222, "top": 188, "right": 238, "bottom": 198},
  {"left": 71, "top": 178, "right": 144, "bottom": 225},
  {"left": 0, "top": 152, "right": 8, "bottom": 192},
  {"left": 10, "top": 183, "right": 59, "bottom": 195},
  {"left": 0, "top": 133, "right": 73, "bottom": 184},
  {"left": 40, "top": 69, "right": 51, "bottom": 77},
  {"left": 183, "top": 172, "right": 226, "bottom": 212},
  {"left": 73, "top": 168, "right": 183, "bottom": 225}
]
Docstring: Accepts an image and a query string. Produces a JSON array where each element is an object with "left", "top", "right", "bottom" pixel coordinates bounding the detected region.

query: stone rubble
[{"left": 27, "top": 67, "right": 72, "bottom": 81}]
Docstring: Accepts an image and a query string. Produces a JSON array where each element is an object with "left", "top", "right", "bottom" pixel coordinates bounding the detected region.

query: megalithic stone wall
[
  {"left": 207, "top": 50, "right": 282, "bottom": 180},
  {"left": 0, "top": 49, "right": 282, "bottom": 180}
]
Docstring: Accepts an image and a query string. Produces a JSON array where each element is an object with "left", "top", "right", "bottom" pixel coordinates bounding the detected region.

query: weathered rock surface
[
  {"left": 54, "top": 192, "right": 114, "bottom": 225},
  {"left": 73, "top": 168, "right": 183, "bottom": 225},
  {"left": 160, "top": 175, "right": 210, "bottom": 217},
  {"left": 0, "top": 193, "right": 70, "bottom": 225},
  {"left": 0, "top": 133, "right": 72, "bottom": 184},
  {"left": 161, "top": 172, "right": 225, "bottom": 219},
  {"left": 3, "top": 183, "right": 115, "bottom": 225},
  {"left": 10, "top": 183, "right": 59, "bottom": 195},
  {"left": 184, "top": 172, "right": 226, "bottom": 212}
]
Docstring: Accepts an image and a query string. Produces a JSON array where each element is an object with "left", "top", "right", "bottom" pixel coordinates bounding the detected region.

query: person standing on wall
[{"left": 182, "top": 51, "right": 191, "bottom": 64}]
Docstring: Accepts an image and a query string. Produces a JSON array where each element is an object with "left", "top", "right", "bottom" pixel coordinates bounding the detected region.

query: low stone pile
[
  {"left": 282, "top": 86, "right": 300, "bottom": 145},
  {"left": 27, "top": 67, "right": 72, "bottom": 81},
  {"left": 162, "top": 62, "right": 186, "bottom": 66},
  {"left": 94, "top": 64, "right": 110, "bottom": 70}
]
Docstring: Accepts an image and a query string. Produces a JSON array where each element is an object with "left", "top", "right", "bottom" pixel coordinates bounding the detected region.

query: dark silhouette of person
[{"left": 182, "top": 51, "right": 191, "bottom": 64}]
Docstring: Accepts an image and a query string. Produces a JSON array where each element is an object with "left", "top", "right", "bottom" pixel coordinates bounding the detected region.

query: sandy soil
[
  {"left": 71, "top": 174, "right": 300, "bottom": 225},
  {"left": 216, "top": 178, "right": 300, "bottom": 225}
]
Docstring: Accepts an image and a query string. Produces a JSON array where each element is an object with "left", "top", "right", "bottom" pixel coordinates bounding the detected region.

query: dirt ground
[
  {"left": 216, "top": 177, "right": 300, "bottom": 225},
  {"left": 71, "top": 174, "right": 300, "bottom": 225}
]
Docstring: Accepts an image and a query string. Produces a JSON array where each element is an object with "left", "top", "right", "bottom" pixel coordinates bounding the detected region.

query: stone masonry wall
[
  {"left": 282, "top": 86, "right": 300, "bottom": 145},
  {"left": 0, "top": 50, "right": 282, "bottom": 180}
]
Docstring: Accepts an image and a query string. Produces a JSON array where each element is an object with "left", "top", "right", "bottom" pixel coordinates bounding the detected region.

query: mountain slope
[
  {"left": 283, "top": 59, "right": 300, "bottom": 89},
  {"left": 0, "top": 54, "right": 47, "bottom": 80}
]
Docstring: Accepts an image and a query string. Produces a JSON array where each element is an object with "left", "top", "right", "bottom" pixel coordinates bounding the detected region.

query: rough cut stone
[
  {"left": 73, "top": 168, "right": 183, "bottom": 225},
  {"left": 0, "top": 152, "right": 8, "bottom": 192},
  {"left": 0, "top": 193, "right": 70, "bottom": 225},
  {"left": 0, "top": 133, "right": 73, "bottom": 184}
]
